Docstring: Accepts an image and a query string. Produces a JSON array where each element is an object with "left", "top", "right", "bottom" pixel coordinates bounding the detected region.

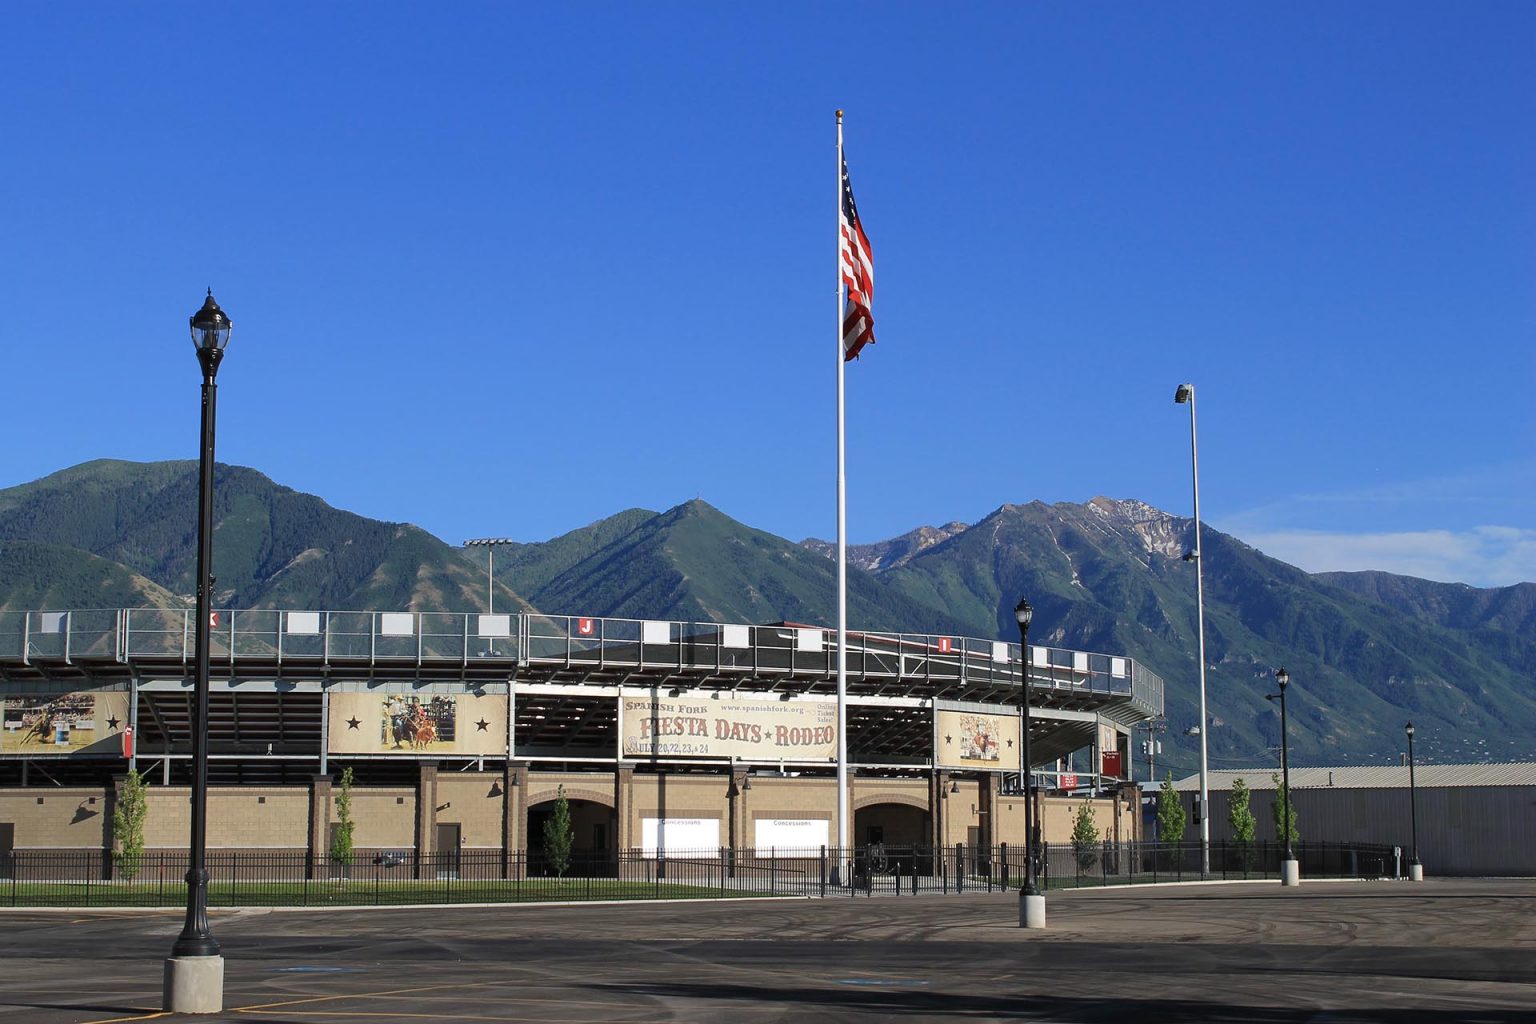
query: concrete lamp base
[
  {"left": 1409, "top": 862, "right": 1424, "bottom": 882},
  {"left": 164, "top": 955, "right": 225, "bottom": 1014},
  {"left": 1281, "top": 859, "right": 1301, "bottom": 887},
  {"left": 1019, "top": 893, "right": 1046, "bottom": 929}
]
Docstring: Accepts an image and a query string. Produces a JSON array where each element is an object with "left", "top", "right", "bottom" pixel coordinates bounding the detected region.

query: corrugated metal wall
[{"left": 1175, "top": 785, "right": 1536, "bottom": 876}]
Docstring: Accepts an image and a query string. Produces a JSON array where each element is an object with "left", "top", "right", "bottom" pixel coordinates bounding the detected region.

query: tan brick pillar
[
  {"left": 615, "top": 763, "right": 634, "bottom": 852},
  {"left": 511, "top": 763, "right": 529, "bottom": 878},
  {"left": 107, "top": 775, "right": 126, "bottom": 879},
  {"left": 979, "top": 773, "right": 996, "bottom": 851},
  {"left": 930, "top": 771, "right": 947, "bottom": 852},
  {"left": 415, "top": 762, "right": 438, "bottom": 879},
  {"left": 501, "top": 764, "right": 517, "bottom": 879},
  {"left": 308, "top": 774, "right": 332, "bottom": 880}
]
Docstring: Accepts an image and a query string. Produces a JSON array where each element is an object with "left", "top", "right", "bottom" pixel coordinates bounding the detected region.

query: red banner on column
[{"left": 1103, "top": 751, "right": 1124, "bottom": 778}]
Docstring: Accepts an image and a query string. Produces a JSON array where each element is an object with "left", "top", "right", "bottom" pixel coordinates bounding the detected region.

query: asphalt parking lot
[{"left": 0, "top": 878, "right": 1532, "bottom": 1023}]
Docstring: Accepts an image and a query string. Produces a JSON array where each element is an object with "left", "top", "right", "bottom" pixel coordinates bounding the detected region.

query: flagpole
[{"left": 834, "top": 108, "right": 850, "bottom": 884}]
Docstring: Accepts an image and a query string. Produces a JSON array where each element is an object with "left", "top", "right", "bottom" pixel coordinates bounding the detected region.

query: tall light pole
[
  {"left": 1268, "top": 667, "right": 1298, "bottom": 886},
  {"left": 1406, "top": 721, "right": 1422, "bottom": 881},
  {"left": 165, "top": 290, "right": 231, "bottom": 1013},
  {"left": 1174, "top": 382, "right": 1211, "bottom": 876},
  {"left": 462, "top": 537, "right": 515, "bottom": 614},
  {"left": 1015, "top": 597, "right": 1044, "bottom": 928}
]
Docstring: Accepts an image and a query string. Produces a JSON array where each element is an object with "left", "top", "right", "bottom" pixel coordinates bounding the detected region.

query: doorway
[{"left": 435, "top": 823, "right": 461, "bottom": 878}]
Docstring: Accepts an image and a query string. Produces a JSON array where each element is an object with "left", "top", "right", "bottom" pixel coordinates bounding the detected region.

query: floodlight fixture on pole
[
  {"left": 165, "top": 290, "right": 231, "bottom": 1013},
  {"left": 1406, "top": 721, "right": 1422, "bottom": 881},
  {"left": 1269, "top": 666, "right": 1299, "bottom": 886},
  {"left": 1015, "top": 596, "right": 1045, "bottom": 928},
  {"left": 462, "top": 537, "right": 516, "bottom": 615},
  {"left": 1174, "top": 381, "right": 1211, "bottom": 877}
]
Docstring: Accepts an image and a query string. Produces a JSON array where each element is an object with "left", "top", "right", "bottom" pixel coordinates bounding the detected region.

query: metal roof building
[{"left": 1167, "top": 763, "right": 1536, "bottom": 877}]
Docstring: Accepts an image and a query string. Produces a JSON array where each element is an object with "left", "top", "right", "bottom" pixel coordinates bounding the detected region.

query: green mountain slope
[
  {"left": 501, "top": 500, "right": 975, "bottom": 634},
  {"left": 0, "top": 460, "right": 527, "bottom": 612},
  {"left": 0, "top": 542, "right": 181, "bottom": 611},
  {"left": 860, "top": 498, "right": 1536, "bottom": 767}
]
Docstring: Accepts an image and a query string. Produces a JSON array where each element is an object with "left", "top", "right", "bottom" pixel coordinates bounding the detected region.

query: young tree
[
  {"left": 1271, "top": 772, "right": 1299, "bottom": 847},
  {"left": 1071, "top": 801, "right": 1100, "bottom": 874},
  {"left": 112, "top": 770, "right": 149, "bottom": 880},
  {"left": 1156, "top": 773, "right": 1187, "bottom": 844},
  {"left": 330, "top": 766, "right": 356, "bottom": 871},
  {"left": 543, "top": 785, "right": 574, "bottom": 881},
  {"left": 1228, "top": 776, "right": 1256, "bottom": 870}
]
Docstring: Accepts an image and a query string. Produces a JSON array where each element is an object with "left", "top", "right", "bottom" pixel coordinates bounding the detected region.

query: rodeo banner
[
  {"left": 327, "top": 692, "right": 508, "bottom": 755},
  {"left": 620, "top": 691, "right": 837, "bottom": 761},
  {"left": 1, "top": 691, "right": 130, "bottom": 754},
  {"left": 934, "top": 708, "right": 1022, "bottom": 772}
]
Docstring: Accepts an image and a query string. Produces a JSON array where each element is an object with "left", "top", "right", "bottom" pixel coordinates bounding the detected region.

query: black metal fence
[{"left": 0, "top": 840, "right": 1403, "bottom": 907}]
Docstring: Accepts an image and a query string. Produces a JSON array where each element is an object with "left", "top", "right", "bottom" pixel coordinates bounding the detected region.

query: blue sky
[{"left": 3, "top": 3, "right": 1532, "bottom": 586}]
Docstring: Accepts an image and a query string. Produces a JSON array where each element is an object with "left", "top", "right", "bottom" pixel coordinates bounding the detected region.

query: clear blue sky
[{"left": 3, "top": 3, "right": 1532, "bottom": 586}]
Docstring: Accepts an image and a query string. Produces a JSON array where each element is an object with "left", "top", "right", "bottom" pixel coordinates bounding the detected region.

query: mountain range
[{"left": 2, "top": 459, "right": 1532, "bottom": 773}]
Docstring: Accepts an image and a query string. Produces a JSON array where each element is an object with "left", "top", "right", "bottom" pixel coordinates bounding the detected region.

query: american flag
[{"left": 839, "top": 152, "right": 875, "bottom": 360}]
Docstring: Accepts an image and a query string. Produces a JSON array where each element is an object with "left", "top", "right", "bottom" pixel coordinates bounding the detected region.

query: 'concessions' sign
[{"left": 621, "top": 692, "right": 836, "bottom": 761}]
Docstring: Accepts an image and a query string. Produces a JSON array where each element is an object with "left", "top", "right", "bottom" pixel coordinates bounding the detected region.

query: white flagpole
[{"left": 834, "top": 109, "right": 850, "bottom": 882}]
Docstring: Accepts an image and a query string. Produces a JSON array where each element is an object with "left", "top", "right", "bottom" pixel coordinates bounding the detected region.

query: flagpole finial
[{"left": 836, "top": 109, "right": 844, "bottom": 120}]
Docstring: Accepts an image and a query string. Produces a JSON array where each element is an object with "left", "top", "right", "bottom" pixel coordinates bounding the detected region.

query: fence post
[
  {"left": 819, "top": 846, "right": 826, "bottom": 899},
  {"left": 720, "top": 847, "right": 727, "bottom": 897}
]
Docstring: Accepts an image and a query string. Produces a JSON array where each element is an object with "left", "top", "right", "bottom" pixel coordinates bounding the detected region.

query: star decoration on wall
[
  {"left": 106, "top": 717, "right": 121, "bottom": 730},
  {"left": 346, "top": 717, "right": 361, "bottom": 730},
  {"left": 944, "top": 735, "right": 953, "bottom": 744},
  {"left": 476, "top": 719, "right": 489, "bottom": 731},
  {"left": 1006, "top": 738, "right": 1014, "bottom": 748}
]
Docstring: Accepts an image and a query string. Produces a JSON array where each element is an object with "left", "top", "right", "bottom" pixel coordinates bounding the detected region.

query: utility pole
[{"left": 1142, "top": 715, "right": 1167, "bottom": 783}]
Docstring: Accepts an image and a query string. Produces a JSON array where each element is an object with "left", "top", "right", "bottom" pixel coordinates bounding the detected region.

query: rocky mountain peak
[{"left": 1087, "top": 497, "right": 1185, "bottom": 558}]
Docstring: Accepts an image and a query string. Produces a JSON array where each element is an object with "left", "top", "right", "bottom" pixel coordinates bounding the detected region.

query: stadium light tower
[
  {"left": 1015, "top": 597, "right": 1045, "bottom": 929},
  {"left": 1267, "top": 667, "right": 1298, "bottom": 886},
  {"left": 462, "top": 537, "right": 516, "bottom": 614},
  {"left": 1174, "top": 382, "right": 1211, "bottom": 877},
  {"left": 1406, "top": 722, "right": 1423, "bottom": 881},
  {"left": 165, "top": 290, "right": 231, "bottom": 1013}
]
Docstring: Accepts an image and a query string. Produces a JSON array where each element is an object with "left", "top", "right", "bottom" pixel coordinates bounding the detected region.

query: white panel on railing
[
  {"left": 37, "top": 612, "right": 67, "bottom": 634},
  {"left": 477, "top": 614, "right": 511, "bottom": 638},
  {"left": 286, "top": 611, "right": 321, "bottom": 635},
  {"left": 992, "top": 641, "right": 1009, "bottom": 664},
  {"left": 380, "top": 613, "right": 415, "bottom": 637},
  {"left": 1029, "top": 646, "right": 1046, "bottom": 666},
  {"left": 1073, "top": 651, "right": 1089, "bottom": 672},
  {"left": 722, "top": 624, "right": 750, "bottom": 649},
  {"left": 1111, "top": 657, "right": 1129, "bottom": 677},
  {"left": 796, "top": 628, "right": 823, "bottom": 653},
  {"left": 642, "top": 620, "right": 671, "bottom": 645}
]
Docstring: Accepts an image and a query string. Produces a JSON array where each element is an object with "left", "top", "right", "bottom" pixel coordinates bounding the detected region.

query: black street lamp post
[
  {"left": 1406, "top": 721, "right": 1422, "bottom": 880},
  {"left": 1015, "top": 597, "right": 1044, "bottom": 927},
  {"left": 1267, "top": 667, "right": 1297, "bottom": 884},
  {"left": 172, "top": 290, "right": 231, "bottom": 962}
]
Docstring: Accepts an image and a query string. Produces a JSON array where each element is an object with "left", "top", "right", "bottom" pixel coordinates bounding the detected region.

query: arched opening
[
  {"left": 527, "top": 797, "right": 617, "bottom": 877},
  {"left": 853, "top": 801, "right": 933, "bottom": 879},
  {"left": 854, "top": 801, "right": 929, "bottom": 848}
]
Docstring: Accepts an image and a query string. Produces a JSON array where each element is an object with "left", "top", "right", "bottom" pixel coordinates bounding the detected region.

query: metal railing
[
  {"left": 0, "top": 840, "right": 1401, "bottom": 907},
  {"left": 0, "top": 608, "right": 1163, "bottom": 717}
]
